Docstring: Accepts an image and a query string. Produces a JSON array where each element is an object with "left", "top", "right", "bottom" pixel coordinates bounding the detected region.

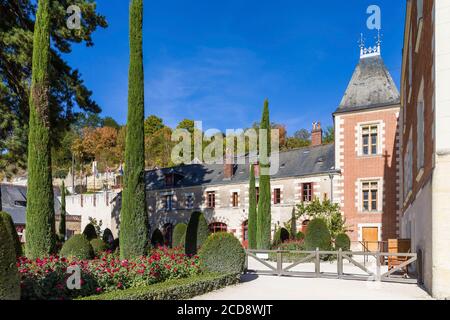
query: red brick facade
[{"left": 336, "top": 108, "right": 400, "bottom": 243}]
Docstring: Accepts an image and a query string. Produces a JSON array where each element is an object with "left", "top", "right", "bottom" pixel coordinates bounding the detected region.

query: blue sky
[{"left": 65, "top": 0, "right": 406, "bottom": 135}]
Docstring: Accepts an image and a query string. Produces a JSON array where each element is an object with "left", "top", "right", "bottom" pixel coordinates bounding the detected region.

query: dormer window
[
  {"left": 165, "top": 174, "right": 174, "bottom": 187},
  {"left": 14, "top": 200, "right": 27, "bottom": 207}
]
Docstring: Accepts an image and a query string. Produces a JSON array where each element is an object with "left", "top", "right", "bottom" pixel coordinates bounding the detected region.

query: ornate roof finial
[{"left": 359, "top": 29, "right": 381, "bottom": 59}]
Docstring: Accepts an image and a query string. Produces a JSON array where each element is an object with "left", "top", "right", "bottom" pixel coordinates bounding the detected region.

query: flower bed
[{"left": 18, "top": 247, "right": 201, "bottom": 300}]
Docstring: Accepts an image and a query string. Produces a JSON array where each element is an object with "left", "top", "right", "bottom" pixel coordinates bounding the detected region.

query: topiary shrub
[
  {"left": 172, "top": 223, "right": 187, "bottom": 248},
  {"left": 0, "top": 218, "right": 20, "bottom": 299},
  {"left": 102, "top": 228, "right": 114, "bottom": 248},
  {"left": 185, "top": 212, "right": 209, "bottom": 255},
  {"left": 199, "top": 232, "right": 245, "bottom": 274},
  {"left": 272, "top": 227, "right": 290, "bottom": 247},
  {"left": 296, "top": 231, "right": 305, "bottom": 241},
  {"left": 60, "top": 234, "right": 94, "bottom": 260},
  {"left": 82, "top": 223, "right": 98, "bottom": 241},
  {"left": 90, "top": 238, "right": 108, "bottom": 256},
  {"left": 151, "top": 229, "right": 164, "bottom": 247},
  {"left": 0, "top": 211, "right": 22, "bottom": 257},
  {"left": 335, "top": 233, "right": 351, "bottom": 251},
  {"left": 269, "top": 240, "right": 305, "bottom": 263},
  {"left": 303, "top": 218, "right": 331, "bottom": 251}
]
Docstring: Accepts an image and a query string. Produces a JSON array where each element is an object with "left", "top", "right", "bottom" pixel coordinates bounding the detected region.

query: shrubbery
[
  {"left": 272, "top": 227, "right": 290, "bottom": 247},
  {"left": 172, "top": 223, "right": 187, "bottom": 248},
  {"left": 0, "top": 211, "right": 22, "bottom": 257},
  {"left": 102, "top": 228, "right": 114, "bottom": 248},
  {"left": 82, "top": 223, "right": 98, "bottom": 241},
  {"left": 185, "top": 212, "right": 209, "bottom": 255},
  {"left": 296, "top": 231, "right": 305, "bottom": 241},
  {"left": 335, "top": 233, "right": 351, "bottom": 251},
  {"left": 303, "top": 218, "right": 331, "bottom": 251},
  {"left": 60, "top": 234, "right": 94, "bottom": 260},
  {"left": 198, "top": 232, "right": 245, "bottom": 274},
  {"left": 151, "top": 229, "right": 164, "bottom": 247},
  {"left": 0, "top": 218, "right": 20, "bottom": 299},
  {"left": 79, "top": 273, "right": 240, "bottom": 300},
  {"left": 269, "top": 241, "right": 305, "bottom": 263},
  {"left": 90, "top": 239, "right": 108, "bottom": 256}
]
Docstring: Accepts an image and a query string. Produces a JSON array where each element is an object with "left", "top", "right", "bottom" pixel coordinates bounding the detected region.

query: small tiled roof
[
  {"left": 335, "top": 55, "right": 400, "bottom": 114},
  {"left": 144, "top": 143, "right": 336, "bottom": 191},
  {"left": 0, "top": 184, "right": 61, "bottom": 225}
]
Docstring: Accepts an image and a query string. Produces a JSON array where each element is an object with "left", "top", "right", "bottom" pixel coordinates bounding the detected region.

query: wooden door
[{"left": 362, "top": 227, "right": 379, "bottom": 251}]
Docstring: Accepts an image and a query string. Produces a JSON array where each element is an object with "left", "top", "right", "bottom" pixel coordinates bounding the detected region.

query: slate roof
[
  {"left": 144, "top": 143, "right": 336, "bottom": 191},
  {"left": 335, "top": 55, "right": 400, "bottom": 114},
  {"left": 0, "top": 184, "right": 61, "bottom": 225}
]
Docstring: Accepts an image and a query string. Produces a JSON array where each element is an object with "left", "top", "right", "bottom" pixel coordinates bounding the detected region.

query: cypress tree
[
  {"left": 248, "top": 164, "right": 257, "bottom": 249},
  {"left": 25, "top": 0, "right": 56, "bottom": 258},
  {"left": 290, "top": 207, "right": 297, "bottom": 240},
  {"left": 58, "top": 181, "right": 66, "bottom": 241},
  {"left": 257, "top": 99, "right": 272, "bottom": 249},
  {"left": 120, "top": 0, "right": 148, "bottom": 259}
]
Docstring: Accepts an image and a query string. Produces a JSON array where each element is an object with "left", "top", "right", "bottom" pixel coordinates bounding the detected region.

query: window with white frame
[
  {"left": 404, "top": 132, "right": 413, "bottom": 200},
  {"left": 361, "top": 124, "right": 379, "bottom": 156},
  {"left": 408, "top": 32, "right": 413, "bottom": 90},
  {"left": 417, "top": 0, "right": 423, "bottom": 22},
  {"left": 417, "top": 79, "right": 425, "bottom": 172},
  {"left": 361, "top": 181, "right": 379, "bottom": 212}
]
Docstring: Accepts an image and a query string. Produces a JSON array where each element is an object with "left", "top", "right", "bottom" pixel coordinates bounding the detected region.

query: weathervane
[{"left": 359, "top": 29, "right": 382, "bottom": 59}]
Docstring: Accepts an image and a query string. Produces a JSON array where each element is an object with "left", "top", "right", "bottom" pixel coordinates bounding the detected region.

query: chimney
[
  {"left": 311, "top": 122, "right": 322, "bottom": 146},
  {"left": 223, "top": 150, "right": 234, "bottom": 180}
]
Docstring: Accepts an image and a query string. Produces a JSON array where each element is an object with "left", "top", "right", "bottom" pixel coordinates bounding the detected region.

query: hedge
[
  {"left": 172, "top": 223, "right": 187, "bottom": 248},
  {"left": 303, "top": 218, "right": 331, "bottom": 251},
  {"left": 199, "top": 232, "right": 246, "bottom": 274},
  {"left": 90, "top": 238, "right": 108, "bottom": 256},
  {"left": 79, "top": 273, "right": 240, "bottom": 300},
  {"left": 60, "top": 234, "right": 94, "bottom": 260},
  {"left": 82, "top": 223, "right": 98, "bottom": 241},
  {"left": 185, "top": 212, "right": 209, "bottom": 255},
  {"left": 0, "top": 211, "right": 22, "bottom": 257},
  {"left": 151, "top": 229, "right": 164, "bottom": 247},
  {"left": 335, "top": 233, "right": 351, "bottom": 251},
  {"left": 0, "top": 218, "right": 20, "bottom": 299}
]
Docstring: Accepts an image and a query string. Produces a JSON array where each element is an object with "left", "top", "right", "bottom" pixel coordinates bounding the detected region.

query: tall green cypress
[
  {"left": 248, "top": 164, "right": 257, "bottom": 249},
  {"left": 120, "top": 0, "right": 148, "bottom": 259},
  {"left": 59, "top": 181, "right": 66, "bottom": 241},
  {"left": 257, "top": 99, "right": 272, "bottom": 250},
  {"left": 290, "top": 207, "right": 297, "bottom": 240},
  {"left": 25, "top": 0, "right": 56, "bottom": 258}
]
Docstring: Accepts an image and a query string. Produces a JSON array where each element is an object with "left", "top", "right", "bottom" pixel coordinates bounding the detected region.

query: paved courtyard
[{"left": 194, "top": 256, "right": 432, "bottom": 300}]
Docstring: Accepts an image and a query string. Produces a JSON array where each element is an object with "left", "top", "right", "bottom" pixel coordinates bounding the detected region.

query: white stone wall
[{"left": 61, "top": 192, "right": 118, "bottom": 237}]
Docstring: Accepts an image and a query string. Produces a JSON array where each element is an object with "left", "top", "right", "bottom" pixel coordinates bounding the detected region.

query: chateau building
[
  {"left": 399, "top": 0, "right": 450, "bottom": 299},
  {"left": 109, "top": 42, "right": 402, "bottom": 252},
  {"left": 333, "top": 41, "right": 401, "bottom": 250}
]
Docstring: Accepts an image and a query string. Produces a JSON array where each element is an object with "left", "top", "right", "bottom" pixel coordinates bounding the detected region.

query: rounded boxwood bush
[
  {"left": 0, "top": 219, "right": 20, "bottom": 299},
  {"left": 82, "top": 223, "right": 97, "bottom": 241},
  {"left": 199, "top": 232, "right": 245, "bottom": 274},
  {"left": 151, "top": 229, "right": 164, "bottom": 247},
  {"left": 172, "top": 223, "right": 187, "bottom": 248},
  {"left": 90, "top": 238, "right": 108, "bottom": 256},
  {"left": 0, "top": 211, "right": 22, "bottom": 257},
  {"left": 185, "top": 212, "right": 209, "bottom": 255},
  {"left": 304, "top": 218, "right": 331, "bottom": 251},
  {"left": 60, "top": 234, "right": 94, "bottom": 260},
  {"left": 335, "top": 233, "right": 351, "bottom": 251}
]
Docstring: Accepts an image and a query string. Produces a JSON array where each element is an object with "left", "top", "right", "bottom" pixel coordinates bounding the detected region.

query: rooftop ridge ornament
[{"left": 359, "top": 29, "right": 382, "bottom": 59}]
